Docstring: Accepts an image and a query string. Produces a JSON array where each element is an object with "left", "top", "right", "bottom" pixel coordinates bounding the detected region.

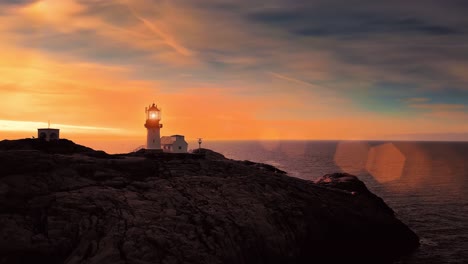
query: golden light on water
[
  {"left": 366, "top": 143, "right": 406, "bottom": 183},
  {"left": 333, "top": 141, "right": 412, "bottom": 185},
  {"left": 390, "top": 143, "right": 432, "bottom": 190},
  {"left": 278, "top": 141, "right": 308, "bottom": 158},
  {"left": 334, "top": 141, "right": 370, "bottom": 175},
  {"left": 332, "top": 141, "right": 467, "bottom": 194},
  {"left": 388, "top": 142, "right": 467, "bottom": 194},
  {"left": 259, "top": 140, "right": 281, "bottom": 152}
]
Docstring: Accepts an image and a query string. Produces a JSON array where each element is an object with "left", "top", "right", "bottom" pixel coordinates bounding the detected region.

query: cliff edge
[{"left": 0, "top": 139, "right": 419, "bottom": 263}]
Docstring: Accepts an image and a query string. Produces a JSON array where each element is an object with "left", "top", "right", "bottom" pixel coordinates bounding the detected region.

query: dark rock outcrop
[
  {"left": 0, "top": 139, "right": 419, "bottom": 264},
  {"left": 0, "top": 139, "right": 112, "bottom": 158}
]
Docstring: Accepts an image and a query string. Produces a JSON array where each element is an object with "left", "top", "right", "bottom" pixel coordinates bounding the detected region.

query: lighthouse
[{"left": 144, "top": 103, "right": 163, "bottom": 149}]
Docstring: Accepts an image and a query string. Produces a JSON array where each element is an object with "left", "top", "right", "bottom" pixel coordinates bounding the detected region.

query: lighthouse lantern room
[{"left": 144, "top": 103, "right": 163, "bottom": 149}]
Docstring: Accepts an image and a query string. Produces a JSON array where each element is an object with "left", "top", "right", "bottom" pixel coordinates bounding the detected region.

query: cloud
[
  {"left": 403, "top": 98, "right": 430, "bottom": 103},
  {"left": 0, "top": 41, "right": 160, "bottom": 134},
  {"left": 409, "top": 103, "right": 465, "bottom": 110},
  {"left": 1, "top": 0, "right": 467, "bottom": 145},
  {"left": 0, "top": 119, "right": 124, "bottom": 134},
  {"left": 126, "top": 5, "right": 194, "bottom": 57},
  {"left": 4, "top": 0, "right": 465, "bottom": 96},
  {"left": 427, "top": 111, "right": 468, "bottom": 120},
  {"left": 404, "top": 99, "right": 468, "bottom": 124},
  {"left": 267, "top": 71, "right": 316, "bottom": 87},
  {"left": 248, "top": 7, "right": 461, "bottom": 37}
]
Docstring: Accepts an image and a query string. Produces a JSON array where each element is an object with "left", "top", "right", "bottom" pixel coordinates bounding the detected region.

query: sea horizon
[{"left": 47, "top": 138, "right": 468, "bottom": 155}]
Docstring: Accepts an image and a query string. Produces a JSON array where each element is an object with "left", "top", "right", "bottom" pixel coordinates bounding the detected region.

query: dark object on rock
[
  {"left": 241, "top": 160, "right": 287, "bottom": 174},
  {"left": 316, "top": 172, "right": 370, "bottom": 193},
  {"left": 192, "top": 148, "right": 226, "bottom": 160},
  {"left": 0, "top": 139, "right": 419, "bottom": 264}
]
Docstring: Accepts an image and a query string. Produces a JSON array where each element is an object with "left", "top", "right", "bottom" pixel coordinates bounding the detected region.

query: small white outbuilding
[
  {"left": 37, "top": 128, "right": 60, "bottom": 141},
  {"left": 161, "top": 135, "right": 188, "bottom": 153}
]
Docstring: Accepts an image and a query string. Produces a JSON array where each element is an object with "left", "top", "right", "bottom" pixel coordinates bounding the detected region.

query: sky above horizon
[{"left": 1, "top": 0, "right": 468, "bottom": 152}]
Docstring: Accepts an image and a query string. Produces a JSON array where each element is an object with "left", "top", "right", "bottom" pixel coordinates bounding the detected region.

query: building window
[
  {"left": 39, "top": 132, "right": 47, "bottom": 140},
  {"left": 178, "top": 146, "right": 182, "bottom": 150}
]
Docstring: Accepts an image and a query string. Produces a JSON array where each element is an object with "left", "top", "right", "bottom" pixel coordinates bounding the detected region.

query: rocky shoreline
[{"left": 0, "top": 139, "right": 419, "bottom": 263}]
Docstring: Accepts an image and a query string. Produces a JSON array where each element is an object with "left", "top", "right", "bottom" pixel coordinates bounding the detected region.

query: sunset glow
[{"left": 1, "top": 0, "right": 467, "bottom": 152}]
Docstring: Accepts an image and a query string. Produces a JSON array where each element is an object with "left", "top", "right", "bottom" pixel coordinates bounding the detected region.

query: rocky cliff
[{"left": 0, "top": 139, "right": 419, "bottom": 264}]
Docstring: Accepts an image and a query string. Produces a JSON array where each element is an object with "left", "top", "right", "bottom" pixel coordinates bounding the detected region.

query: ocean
[{"left": 195, "top": 140, "right": 468, "bottom": 264}]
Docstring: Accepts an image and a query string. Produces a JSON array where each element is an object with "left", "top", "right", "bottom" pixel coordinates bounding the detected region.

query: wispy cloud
[
  {"left": 267, "top": 71, "right": 316, "bottom": 87},
  {"left": 125, "top": 3, "right": 194, "bottom": 57},
  {"left": 402, "top": 97, "right": 430, "bottom": 103}
]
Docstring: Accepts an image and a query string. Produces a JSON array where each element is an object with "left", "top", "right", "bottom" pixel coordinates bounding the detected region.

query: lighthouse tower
[{"left": 144, "top": 103, "right": 163, "bottom": 149}]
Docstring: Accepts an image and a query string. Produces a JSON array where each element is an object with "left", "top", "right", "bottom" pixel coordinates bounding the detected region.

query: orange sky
[{"left": 1, "top": 0, "right": 467, "bottom": 153}]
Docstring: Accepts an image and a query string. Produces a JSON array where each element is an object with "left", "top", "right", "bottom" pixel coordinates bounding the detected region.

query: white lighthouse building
[{"left": 144, "top": 103, "right": 163, "bottom": 150}]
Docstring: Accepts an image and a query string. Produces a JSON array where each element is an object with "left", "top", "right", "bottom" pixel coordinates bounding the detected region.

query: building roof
[
  {"left": 161, "top": 135, "right": 187, "bottom": 145},
  {"left": 37, "top": 128, "right": 60, "bottom": 131},
  {"left": 161, "top": 136, "right": 176, "bottom": 145},
  {"left": 147, "top": 103, "right": 160, "bottom": 111}
]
